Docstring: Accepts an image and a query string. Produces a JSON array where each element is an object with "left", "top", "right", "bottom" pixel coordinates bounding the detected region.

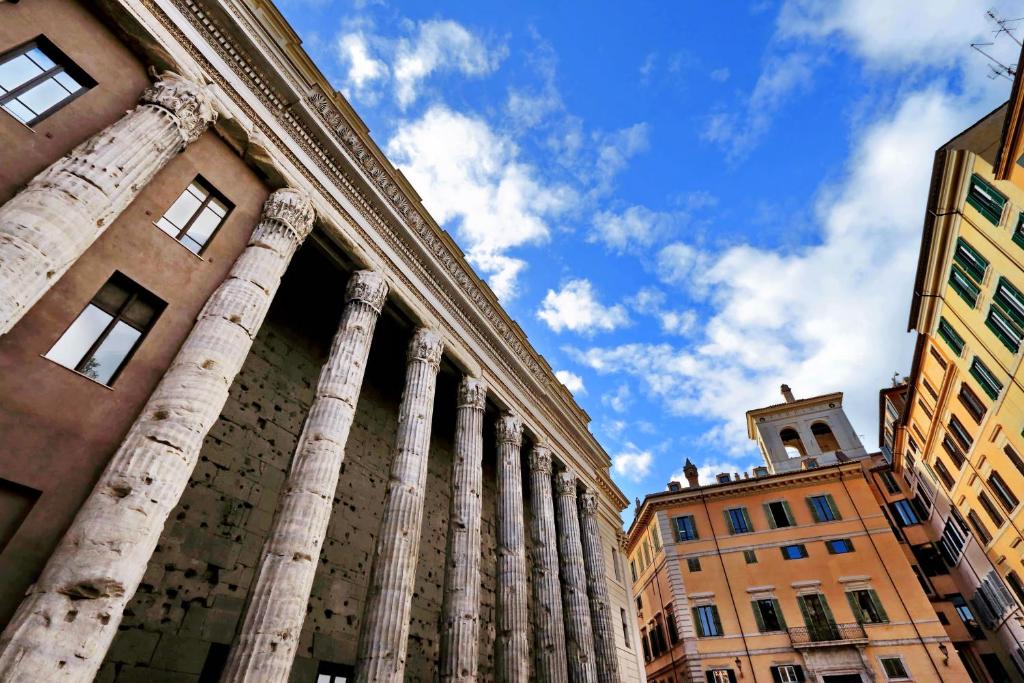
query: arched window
[
  {"left": 780, "top": 428, "right": 806, "bottom": 457},
  {"left": 811, "top": 422, "right": 840, "bottom": 452}
]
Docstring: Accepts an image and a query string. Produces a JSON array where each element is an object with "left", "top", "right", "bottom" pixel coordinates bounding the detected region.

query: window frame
[
  {"left": 958, "top": 383, "right": 987, "bottom": 423},
  {"left": 154, "top": 177, "right": 233, "bottom": 255},
  {"left": 879, "top": 655, "right": 910, "bottom": 681},
  {"left": 693, "top": 604, "right": 723, "bottom": 638},
  {"left": 674, "top": 514, "right": 698, "bottom": 541},
  {"left": 807, "top": 494, "right": 840, "bottom": 523},
  {"left": 825, "top": 538, "right": 855, "bottom": 555},
  {"left": 967, "top": 173, "right": 1007, "bottom": 224},
  {"left": 780, "top": 543, "right": 808, "bottom": 560},
  {"left": 0, "top": 36, "right": 95, "bottom": 126},
  {"left": 950, "top": 263, "right": 982, "bottom": 307},
  {"left": 937, "top": 318, "right": 966, "bottom": 356},
  {"left": 970, "top": 357, "right": 1003, "bottom": 400}
]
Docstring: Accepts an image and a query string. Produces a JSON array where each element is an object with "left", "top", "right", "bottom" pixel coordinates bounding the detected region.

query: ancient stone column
[
  {"left": 439, "top": 376, "right": 487, "bottom": 682},
  {"left": 0, "top": 71, "right": 216, "bottom": 336},
  {"left": 496, "top": 412, "right": 529, "bottom": 683},
  {"left": 529, "top": 444, "right": 569, "bottom": 682},
  {"left": 355, "top": 328, "right": 445, "bottom": 682},
  {"left": 0, "top": 188, "right": 314, "bottom": 682},
  {"left": 222, "top": 271, "right": 388, "bottom": 682},
  {"left": 579, "top": 491, "right": 620, "bottom": 683},
  {"left": 555, "top": 471, "right": 598, "bottom": 682}
]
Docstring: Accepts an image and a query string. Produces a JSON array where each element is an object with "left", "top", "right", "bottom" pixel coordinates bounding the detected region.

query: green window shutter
[
  {"left": 724, "top": 509, "right": 736, "bottom": 534},
  {"left": 692, "top": 607, "right": 704, "bottom": 637},
  {"left": 868, "top": 589, "right": 889, "bottom": 623},
  {"left": 741, "top": 507, "right": 753, "bottom": 533},
  {"left": 710, "top": 605, "right": 723, "bottom": 635},
  {"left": 818, "top": 594, "right": 836, "bottom": 624},
  {"left": 995, "top": 277, "right": 1024, "bottom": 327},
  {"left": 806, "top": 496, "right": 822, "bottom": 523},
  {"left": 752, "top": 601, "right": 766, "bottom": 632},
  {"left": 796, "top": 595, "right": 812, "bottom": 629},
  {"left": 782, "top": 501, "right": 796, "bottom": 526},
  {"left": 954, "top": 238, "right": 989, "bottom": 282},
  {"left": 763, "top": 503, "right": 777, "bottom": 529},
  {"left": 967, "top": 174, "right": 1007, "bottom": 224},
  {"left": 825, "top": 494, "right": 841, "bottom": 520},
  {"left": 772, "top": 599, "right": 787, "bottom": 629},
  {"left": 846, "top": 592, "right": 865, "bottom": 624}
]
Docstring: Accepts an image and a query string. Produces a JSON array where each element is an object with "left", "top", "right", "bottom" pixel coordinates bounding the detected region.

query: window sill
[
  {"left": 152, "top": 222, "right": 208, "bottom": 261},
  {"left": 39, "top": 354, "right": 114, "bottom": 391}
]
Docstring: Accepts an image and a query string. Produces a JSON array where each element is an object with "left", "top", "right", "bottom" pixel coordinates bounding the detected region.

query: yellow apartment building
[{"left": 627, "top": 389, "right": 964, "bottom": 683}]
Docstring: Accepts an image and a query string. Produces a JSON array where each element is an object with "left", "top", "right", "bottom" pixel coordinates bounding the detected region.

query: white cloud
[
  {"left": 336, "top": 31, "right": 388, "bottom": 94},
  {"left": 592, "top": 123, "right": 650, "bottom": 194},
  {"left": 387, "top": 106, "right": 574, "bottom": 300},
  {"left": 656, "top": 242, "right": 705, "bottom": 287},
  {"left": 659, "top": 310, "right": 697, "bottom": 336},
  {"left": 555, "top": 369, "right": 586, "bottom": 395},
  {"left": 590, "top": 205, "right": 675, "bottom": 253},
  {"left": 613, "top": 446, "right": 653, "bottom": 483},
  {"left": 537, "top": 279, "right": 630, "bottom": 334},
  {"left": 603, "top": 384, "right": 632, "bottom": 413}
]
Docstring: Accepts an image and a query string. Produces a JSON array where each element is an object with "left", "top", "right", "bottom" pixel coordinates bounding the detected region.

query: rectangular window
[
  {"left": 666, "top": 604, "right": 680, "bottom": 644},
  {"left": 612, "top": 546, "right": 622, "bottom": 581},
  {"left": 1015, "top": 212, "right": 1024, "bottom": 249},
  {"left": 929, "top": 345, "right": 948, "bottom": 369},
  {"left": 922, "top": 377, "right": 939, "bottom": 400},
  {"left": 155, "top": 178, "right": 232, "bottom": 254},
  {"left": 967, "top": 510, "right": 993, "bottom": 545},
  {"left": 780, "top": 544, "right": 808, "bottom": 560},
  {"left": 1007, "top": 571, "right": 1024, "bottom": 608},
  {"left": 948, "top": 414, "right": 974, "bottom": 451},
  {"left": 693, "top": 604, "right": 722, "bottom": 637},
  {"left": 619, "top": 608, "right": 631, "bottom": 648},
  {"left": 934, "top": 458, "right": 956, "bottom": 490},
  {"left": 764, "top": 500, "right": 796, "bottom": 528},
  {"left": 708, "top": 670, "right": 736, "bottom": 683},
  {"left": 316, "top": 661, "right": 354, "bottom": 683},
  {"left": 630, "top": 560, "right": 637, "bottom": 582},
  {"left": 752, "top": 598, "right": 786, "bottom": 632},
  {"left": 942, "top": 435, "right": 966, "bottom": 469},
  {"left": 967, "top": 173, "right": 1007, "bottom": 224},
  {"left": 986, "top": 307, "right": 1024, "bottom": 352},
  {"left": 911, "top": 543, "right": 948, "bottom": 577},
  {"left": 771, "top": 665, "right": 804, "bottom": 683},
  {"left": 725, "top": 507, "right": 753, "bottom": 534},
  {"left": 958, "top": 383, "right": 987, "bottom": 423},
  {"left": 937, "top": 318, "right": 966, "bottom": 356},
  {"left": 847, "top": 589, "right": 889, "bottom": 624},
  {"left": 917, "top": 398, "right": 934, "bottom": 420},
  {"left": 880, "top": 656, "right": 909, "bottom": 680},
  {"left": 687, "top": 557, "right": 701, "bottom": 572},
  {"left": 970, "top": 357, "right": 1003, "bottom": 400},
  {"left": 44, "top": 273, "right": 164, "bottom": 386},
  {"left": 0, "top": 37, "right": 94, "bottom": 126},
  {"left": 878, "top": 470, "right": 901, "bottom": 495},
  {"left": 826, "top": 538, "right": 854, "bottom": 554},
  {"left": 954, "top": 237, "right": 990, "bottom": 282},
  {"left": 988, "top": 470, "right": 1019, "bottom": 512},
  {"left": 650, "top": 524, "right": 662, "bottom": 551},
  {"left": 674, "top": 515, "right": 698, "bottom": 541},
  {"left": 978, "top": 490, "right": 1005, "bottom": 527},
  {"left": 1006, "top": 444, "right": 1024, "bottom": 478},
  {"left": 950, "top": 263, "right": 982, "bottom": 307},
  {"left": 743, "top": 549, "right": 758, "bottom": 564},
  {"left": 636, "top": 596, "right": 643, "bottom": 612},
  {"left": 807, "top": 494, "right": 841, "bottom": 522}
]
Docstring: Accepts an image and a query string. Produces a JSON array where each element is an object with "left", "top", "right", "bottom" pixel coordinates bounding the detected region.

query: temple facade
[{"left": 0, "top": 0, "right": 645, "bottom": 681}]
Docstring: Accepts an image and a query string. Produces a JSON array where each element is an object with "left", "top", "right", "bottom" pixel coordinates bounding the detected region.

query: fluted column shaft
[
  {"left": 355, "top": 328, "right": 445, "bottom": 682},
  {"left": 439, "top": 377, "right": 487, "bottom": 682},
  {"left": 529, "top": 445, "right": 569, "bottom": 682},
  {"left": 222, "top": 271, "right": 389, "bottom": 682},
  {"left": 0, "top": 189, "right": 315, "bottom": 681},
  {"left": 0, "top": 71, "right": 217, "bottom": 335},
  {"left": 579, "top": 492, "right": 620, "bottom": 683},
  {"left": 555, "top": 472, "right": 598, "bottom": 682},
  {"left": 496, "top": 413, "right": 529, "bottom": 683}
]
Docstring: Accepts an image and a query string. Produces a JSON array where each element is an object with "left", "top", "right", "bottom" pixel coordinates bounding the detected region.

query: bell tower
[{"left": 745, "top": 385, "right": 866, "bottom": 474}]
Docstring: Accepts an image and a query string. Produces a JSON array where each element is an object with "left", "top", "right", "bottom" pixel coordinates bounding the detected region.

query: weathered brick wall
[{"left": 99, "top": 246, "right": 523, "bottom": 682}]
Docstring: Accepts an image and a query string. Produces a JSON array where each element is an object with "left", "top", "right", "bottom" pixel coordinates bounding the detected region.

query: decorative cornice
[
  {"left": 528, "top": 444, "right": 552, "bottom": 474},
  {"left": 407, "top": 327, "right": 444, "bottom": 367},
  {"left": 345, "top": 270, "right": 389, "bottom": 312},
  {"left": 555, "top": 471, "right": 578, "bottom": 497},
  {"left": 139, "top": 71, "right": 216, "bottom": 146},
  {"left": 456, "top": 376, "right": 487, "bottom": 411},
  {"left": 496, "top": 412, "right": 523, "bottom": 446},
  {"left": 261, "top": 187, "right": 315, "bottom": 241}
]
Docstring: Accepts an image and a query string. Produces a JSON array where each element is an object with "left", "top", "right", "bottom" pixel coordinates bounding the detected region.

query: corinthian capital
[
  {"left": 345, "top": 270, "right": 389, "bottom": 312},
  {"left": 457, "top": 376, "right": 487, "bottom": 410},
  {"left": 261, "top": 187, "right": 316, "bottom": 241},
  {"left": 496, "top": 412, "right": 523, "bottom": 445},
  {"left": 529, "top": 443, "right": 552, "bottom": 474},
  {"left": 140, "top": 71, "right": 217, "bottom": 145},
  {"left": 555, "top": 471, "right": 578, "bottom": 497},
  {"left": 408, "top": 327, "right": 444, "bottom": 367},
  {"left": 579, "top": 491, "right": 599, "bottom": 515}
]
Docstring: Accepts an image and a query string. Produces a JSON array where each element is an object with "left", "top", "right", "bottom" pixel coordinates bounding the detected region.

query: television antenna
[{"left": 971, "top": 10, "right": 1021, "bottom": 81}]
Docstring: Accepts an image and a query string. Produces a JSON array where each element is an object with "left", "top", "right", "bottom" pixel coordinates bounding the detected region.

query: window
[
  {"left": 951, "top": 594, "right": 984, "bottom": 639},
  {"left": 780, "top": 428, "right": 807, "bottom": 457},
  {"left": 912, "top": 565, "right": 934, "bottom": 595},
  {"left": 44, "top": 273, "right": 164, "bottom": 385},
  {"left": 970, "top": 357, "right": 1003, "bottom": 400},
  {"left": 707, "top": 670, "right": 736, "bottom": 683},
  {"left": 155, "top": 178, "right": 232, "bottom": 254},
  {"left": 770, "top": 665, "right": 805, "bottom": 683},
  {"left": 967, "top": 173, "right": 1007, "bottom": 224},
  {"left": 994, "top": 278, "right": 1024, "bottom": 329},
  {"left": 1007, "top": 444, "right": 1024, "bottom": 477},
  {"left": 665, "top": 604, "right": 680, "bottom": 644},
  {"left": 958, "top": 383, "right": 987, "bottom": 423},
  {"left": 764, "top": 500, "right": 796, "bottom": 528},
  {"left": 880, "top": 656, "right": 909, "bottom": 680},
  {"left": 612, "top": 546, "right": 622, "bottom": 581},
  {"left": 687, "top": 557, "right": 701, "bottom": 572},
  {"left": 878, "top": 470, "right": 900, "bottom": 495},
  {"left": 987, "top": 306, "right": 1024, "bottom": 352},
  {"left": 1015, "top": 212, "right": 1024, "bottom": 249},
  {"left": 934, "top": 458, "right": 955, "bottom": 490},
  {"left": 752, "top": 598, "right": 787, "bottom": 632},
  {"left": 950, "top": 264, "right": 982, "bottom": 307},
  {"left": 780, "top": 544, "right": 808, "bottom": 560},
  {"left": 942, "top": 435, "right": 966, "bottom": 469},
  {"left": 826, "top": 538, "right": 854, "bottom": 554},
  {"left": 911, "top": 544, "right": 948, "bottom": 577},
  {"left": 316, "top": 661, "right": 353, "bottom": 683},
  {"left": 967, "top": 510, "right": 993, "bottom": 545},
  {"left": 619, "top": 608, "right": 631, "bottom": 648},
  {"left": 636, "top": 596, "right": 643, "bottom": 612},
  {"left": 807, "top": 494, "right": 841, "bottom": 522},
  {"left": 630, "top": 560, "right": 637, "bottom": 582},
  {"left": 988, "top": 470, "right": 1019, "bottom": 512},
  {"left": 847, "top": 589, "right": 889, "bottom": 624},
  {"left": 650, "top": 524, "right": 662, "bottom": 551},
  {"left": 0, "top": 37, "right": 94, "bottom": 126},
  {"left": 954, "top": 238, "right": 990, "bottom": 282},
  {"left": 948, "top": 414, "right": 974, "bottom": 451},
  {"left": 674, "top": 515, "right": 698, "bottom": 541},
  {"left": 743, "top": 549, "right": 758, "bottom": 564},
  {"left": 640, "top": 630, "right": 651, "bottom": 661},
  {"left": 978, "top": 490, "right": 1005, "bottom": 527},
  {"left": 917, "top": 398, "right": 934, "bottom": 420},
  {"left": 725, "top": 507, "right": 753, "bottom": 534},
  {"left": 929, "top": 345, "right": 948, "bottom": 368},
  {"left": 1007, "top": 571, "right": 1024, "bottom": 608},
  {"left": 937, "top": 318, "right": 966, "bottom": 355},
  {"left": 811, "top": 422, "right": 839, "bottom": 451},
  {"left": 693, "top": 604, "right": 722, "bottom": 637}
]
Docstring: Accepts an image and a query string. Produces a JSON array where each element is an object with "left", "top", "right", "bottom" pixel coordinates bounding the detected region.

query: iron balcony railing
[{"left": 788, "top": 622, "right": 867, "bottom": 647}]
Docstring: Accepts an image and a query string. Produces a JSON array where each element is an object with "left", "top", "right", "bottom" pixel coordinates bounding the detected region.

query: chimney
[
  {"left": 683, "top": 458, "right": 699, "bottom": 487},
  {"left": 781, "top": 384, "right": 795, "bottom": 403},
  {"left": 667, "top": 481, "right": 682, "bottom": 492}
]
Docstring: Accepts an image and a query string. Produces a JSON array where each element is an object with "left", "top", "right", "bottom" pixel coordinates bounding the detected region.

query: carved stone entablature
[
  {"left": 555, "top": 471, "right": 578, "bottom": 497},
  {"left": 140, "top": 71, "right": 217, "bottom": 146},
  {"left": 457, "top": 376, "right": 488, "bottom": 411},
  {"left": 496, "top": 412, "right": 523, "bottom": 445},
  {"left": 616, "top": 530, "right": 628, "bottom": 551},
  {"left": 345, "top": 270, "right": 389, "bottom": 312},
  {"left": 407, "top": 327, "right": 445, "bottom": 367},
  {"left": 529, "top": 444, "right": 552, "bottom": 474},
  {"left": 579, "top": 491, "right": 599, "bottom": 515},
  {"left": 261, "top": 187, "right": 315, "bottom": 241}
]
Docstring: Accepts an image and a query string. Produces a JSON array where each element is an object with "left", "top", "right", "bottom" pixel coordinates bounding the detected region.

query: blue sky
[{"left": 277, "top": 0, "right": 1020, "bottom": 509}]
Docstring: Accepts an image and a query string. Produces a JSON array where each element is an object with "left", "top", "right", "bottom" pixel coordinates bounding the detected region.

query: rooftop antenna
[{"left": 972, "top": 10, "right": 1021, "bottom": 81}]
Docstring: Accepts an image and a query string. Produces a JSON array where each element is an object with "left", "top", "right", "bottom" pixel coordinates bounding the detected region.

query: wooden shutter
[
  {"left": 764, "top": 503, "right": 777, "bottom": 529},
  {"left": 741, "top": 507, "right": 753, "bottom": 532},
  {"left": 710, "top": 605, "right": 723, "bottom": 635},
  {"left": 846, "top": 591, "right": 865, "bottom": 623},
  {"left": 773, "top": 598, "right": 787, "bottom": 629},
  {"left": 782, "top": 500, "right": 796, "bottom": 525},
  {"left": 806, "top": 496, "right": 822, "bottom": 522},
  {"left": 724, "top": 510, "right": 736, "bottom": 534},
  {"left": 818, "top": 594, "right": 836, "bottom": 624},
  {"left": 752, "top": 600, "right": 766, "bottom": 632},
  {"left": 693, "top": 607, "right": 705, "bottom": 637},
  {"left": 770, "top": 667, "right": 783, "bottom": 683},
  {"left": 796, "top": 595, "right": 812, "bottom": 628},
  {"left": 825, "top": 493, "right": 841, "bottom": 520},
  {"left": 868, "top": 589, "right": 889, "bottom": 622}
]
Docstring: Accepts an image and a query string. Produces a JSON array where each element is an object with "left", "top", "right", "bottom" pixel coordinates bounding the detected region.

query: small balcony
[{"left": 788, "top": 622, "right": 868, "bottom": 648}]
